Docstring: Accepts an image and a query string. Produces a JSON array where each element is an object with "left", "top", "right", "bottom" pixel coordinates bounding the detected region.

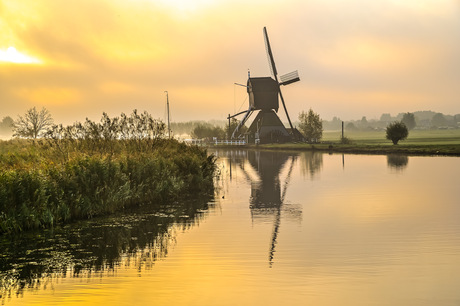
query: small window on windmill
[{"left": 247, "top": 77, "right": 279, "bottom": 112}]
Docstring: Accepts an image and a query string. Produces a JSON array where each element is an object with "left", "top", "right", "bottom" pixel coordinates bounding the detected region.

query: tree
[
  {"left": 380, "top": 113, "right": 392, "bottom": 122},
  {"left": 191, "top": 124, "right": 225, "bottom": 139},
  {"left": 401, "top": 112, "right": 416, "bottom": 130},
  {"left": 360, "top": 116, "right": 368, "bottom": 129},
  {"left": 345, "top": 122, "right": 357, "bottom": 131},
  {"left": 13, "top": 107, "right": 54, "bottom": 139},
  {"left": 0, "top": 116, "right": 14, "bottom": 133},
  {"left": 431, "top": 113, "right": 447, "bottom": 127},
  {"left": 386, "top": 121, "right": 408, "bottom": 145},
  {"left": 299, "top": 108, "right": 323, "bottom": 143}
]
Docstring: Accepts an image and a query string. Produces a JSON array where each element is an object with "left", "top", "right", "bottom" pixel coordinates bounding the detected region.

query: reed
[{"left": 0, "top": 111, "right": 216, "bottom": 234}]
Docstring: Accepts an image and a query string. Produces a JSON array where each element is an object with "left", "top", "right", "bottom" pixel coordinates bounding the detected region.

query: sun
[
  {"left": 155, "top": 0, "right": 214, "bottom": 12},
  {"left": 0, "top": 46, "right": 41, "bottom": 64}
]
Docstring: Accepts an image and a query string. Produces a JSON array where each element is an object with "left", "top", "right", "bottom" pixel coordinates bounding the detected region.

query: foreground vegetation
[{"left": 0, "top": 111, "right": 216, "bottom": 234}]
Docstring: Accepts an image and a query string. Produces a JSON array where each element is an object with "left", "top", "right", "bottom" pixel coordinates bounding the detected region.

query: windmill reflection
[{"left": 241, "top": 150, "right": 301, "bottom": 267}]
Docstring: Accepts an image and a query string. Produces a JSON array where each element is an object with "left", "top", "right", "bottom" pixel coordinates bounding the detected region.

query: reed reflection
[{"left": 0, "top": 197, "right": 212, "bottom": 301}]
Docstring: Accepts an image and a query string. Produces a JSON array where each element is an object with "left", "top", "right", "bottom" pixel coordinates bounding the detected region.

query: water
[{"left": 2, "top": 150, "right": 460, "bottom": 305}]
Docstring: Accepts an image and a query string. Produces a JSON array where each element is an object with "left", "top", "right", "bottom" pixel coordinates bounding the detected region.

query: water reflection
[
  {"left": 3, "top": 151, "right": 460, "bottom": 305},
  {"left": 214, "top": 150, "right": 308, "bottom": 266},
  {"left": 213, "top": 150, "right": 326, "bottom": 266},
  {"left": 387, "top": 154, "right": 409, "bottom": 171},
  {"left": 299, "top": 151, "right": 323, "bottom": 178},
  {"left": 0, "top": 197, "right": 213, "bottom": 302}
]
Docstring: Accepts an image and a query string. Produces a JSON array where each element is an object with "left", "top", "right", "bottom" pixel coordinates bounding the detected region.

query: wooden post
[
  {"left": 228, "top": 114, "right": 231, "bottom": 139},
  {"left": 341, "top": 121, "right": 344, "bottom": 140}
]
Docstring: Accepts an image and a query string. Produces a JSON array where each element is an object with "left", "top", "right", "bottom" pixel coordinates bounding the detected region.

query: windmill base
[{"left": 246, "top": 110, "right": 292, "bottom": 144}]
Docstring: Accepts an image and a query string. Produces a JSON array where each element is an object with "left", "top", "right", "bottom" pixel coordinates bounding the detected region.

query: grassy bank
[
  {"left": 211, "top": 129, "right": 460, "bottom": 155},
  {"left": 0, "top": 139, "right": 215, "bottom": 234},
  {"left": 261, "top": 129, "right": 460, "bottom": 155},
  {"left": 0, "top": 111, "right": 217, "bottom": 234}
]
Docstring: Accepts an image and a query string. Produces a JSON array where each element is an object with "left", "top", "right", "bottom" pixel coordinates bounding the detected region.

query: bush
[{"left": 386, "top": 121, "right": 409, "bottom": 145}]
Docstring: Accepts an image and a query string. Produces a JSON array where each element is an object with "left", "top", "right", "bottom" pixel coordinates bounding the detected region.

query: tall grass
[{"left": 0, "top": 111, "right": 216, "bottom": 234}]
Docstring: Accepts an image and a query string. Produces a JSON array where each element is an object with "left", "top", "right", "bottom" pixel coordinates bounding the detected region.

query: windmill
[{"left": 228, "top": 27, "right": 302, "bottom": 143}]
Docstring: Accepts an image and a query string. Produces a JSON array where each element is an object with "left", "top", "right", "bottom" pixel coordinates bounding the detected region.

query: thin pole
[
  {"left": 342, "top": 121, "right": 344, "bottom": 140},
  {"left": 165, "top": 91, "right": 170, "bottom": 139},
  {"left": 228, "top": 114, "right": 231, "bottom": 139}
]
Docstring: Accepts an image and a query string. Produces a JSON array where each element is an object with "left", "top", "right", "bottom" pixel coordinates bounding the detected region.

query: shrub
[{"left": 386, "top": 121, "right": 409, "bottom": 145}]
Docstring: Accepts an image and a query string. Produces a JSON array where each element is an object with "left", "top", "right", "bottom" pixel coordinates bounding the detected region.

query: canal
[{"left": 2, "top": 150, "right": 460, "bottom": 305}]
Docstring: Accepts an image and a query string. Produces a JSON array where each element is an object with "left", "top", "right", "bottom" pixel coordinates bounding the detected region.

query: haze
[{"left": 1, "top": 0, "right": 459, "bottom": 125}]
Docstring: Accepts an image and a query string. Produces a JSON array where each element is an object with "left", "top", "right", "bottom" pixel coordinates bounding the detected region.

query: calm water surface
[{"left": 2, "top": 150, "right": 460, "bottom": 305}]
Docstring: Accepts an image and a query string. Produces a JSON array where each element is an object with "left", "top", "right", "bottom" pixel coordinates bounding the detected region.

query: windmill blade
[
  {"left": 263, "top": 27, "right": 278, "bottom": 80},
  {"left": 280, "top": 70, "right": 300, "bottom": 86},
  {"left": 264, "top": 27, "right": 295, "bottom": 133},
  {"left": 279, "top": 87, "right": 295, "bottom": 131}
]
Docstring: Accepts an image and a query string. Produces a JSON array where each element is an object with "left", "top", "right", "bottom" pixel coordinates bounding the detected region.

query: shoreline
[{"left": 207, "top": 143, "right": 460, "bottom": 156}]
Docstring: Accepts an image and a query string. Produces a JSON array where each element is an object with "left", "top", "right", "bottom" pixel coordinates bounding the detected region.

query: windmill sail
[
  {"left": 263, "top": 27, "right": 278, "bottom": 78},
  {"left": 263, "top": 27, "right": 295, "bottom": 133},
  {"left": 280, "top": 70, "right": 300, "bottom": 86}
]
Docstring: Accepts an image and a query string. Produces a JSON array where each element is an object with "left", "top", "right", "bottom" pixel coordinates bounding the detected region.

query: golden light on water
[{"left": 4, "top": 153, "right": 460, "bottom": 305}]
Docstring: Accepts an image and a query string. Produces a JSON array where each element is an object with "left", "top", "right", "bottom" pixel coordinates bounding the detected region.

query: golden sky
[{"left": 1, "top": 0, "right": 459, "bottom": 125}]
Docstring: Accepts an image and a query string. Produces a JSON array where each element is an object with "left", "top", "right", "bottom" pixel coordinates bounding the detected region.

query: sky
[{"left": 1, "top": 0, "right": 460, "bottom": 125}]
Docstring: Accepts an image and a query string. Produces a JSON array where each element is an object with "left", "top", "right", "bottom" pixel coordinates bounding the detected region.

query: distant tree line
[
  {"left": 170, "top": 120, "right": 226, "bottom": 136},
  {"left": 321, "top": 111, "right": 460, "bottom": 131},
  {"left": 4, "top": 108, "right": 459, "bottom": 141}
]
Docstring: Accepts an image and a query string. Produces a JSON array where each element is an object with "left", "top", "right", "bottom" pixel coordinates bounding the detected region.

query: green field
[
  {"left": 255, "top": 129, "right": 460, "bottom": 155},
  {"left": 323, "top": 129, "right": 460, "bottom": 146}
]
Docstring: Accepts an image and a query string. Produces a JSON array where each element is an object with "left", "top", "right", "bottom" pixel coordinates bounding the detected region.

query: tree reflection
[
  {"left": 0, "top": 196, "right": 213, "bottom": 301},
  {"left": 299, "top": 151, "right": 323, "bottom": 178},
  {"left": 387, "top": 154, "right": 409, "bottom": 171}
]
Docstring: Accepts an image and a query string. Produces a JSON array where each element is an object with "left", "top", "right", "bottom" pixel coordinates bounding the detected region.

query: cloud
[{"left": 0, "top": 0, "right": 459, "bottom": 125}]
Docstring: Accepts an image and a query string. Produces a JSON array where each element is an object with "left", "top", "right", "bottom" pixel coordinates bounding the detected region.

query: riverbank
[
  {"left": 256, "top": 142, "right": 460, "bottom": 156},
  {"left": 0, "top": 139, "right": 216, "bottom": 234},
  {"left": 208, "top": 129, "right": 460, "bottom": 156}
]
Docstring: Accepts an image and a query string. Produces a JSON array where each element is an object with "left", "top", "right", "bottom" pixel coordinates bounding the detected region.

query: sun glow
[
  {"left": 154, "top": 0, "right": 215, "bottom": 12},
  {"left": 0, "top": 46, "right": 41, "bottom": 64}
]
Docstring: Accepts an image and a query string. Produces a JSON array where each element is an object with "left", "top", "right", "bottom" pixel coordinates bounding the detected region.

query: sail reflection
[{"left": 0, "top": 197, "right": 213, "bottom": 301}]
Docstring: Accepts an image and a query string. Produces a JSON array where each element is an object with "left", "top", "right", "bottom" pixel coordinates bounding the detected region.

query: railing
[
  {"left": 183, "top": 139, "right": 246, "bottom": 146},
  {"left": 214, "top": 140, "right": 246, "bottom": 146}
]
